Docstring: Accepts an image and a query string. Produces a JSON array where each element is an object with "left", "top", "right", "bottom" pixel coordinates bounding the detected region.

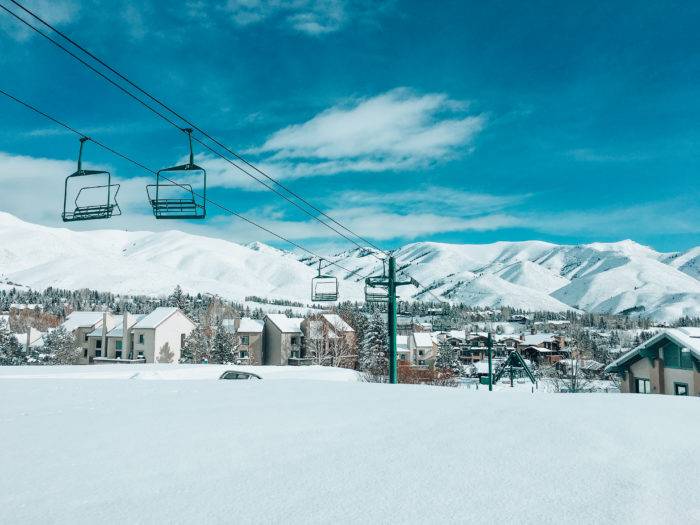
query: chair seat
[{"left": 63, "top": 205, "right": 115, "bottom": 221}]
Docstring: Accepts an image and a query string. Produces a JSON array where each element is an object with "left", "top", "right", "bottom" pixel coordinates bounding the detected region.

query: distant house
[
  {"left": 410, "top": 332, "right": 437, "bottom": 367},
  {"left": 521, "top": 345, "right": 564, "bottom": 366},
  {"left": 222, "top": 317, "right": 264, "bottom": 365},
  {"left": 130, "top": 307, "right": 196, "bottom": 364},
  {"left": 60, "top": 311, "right": 115, "bottom": 364},
  {"left": 301, "top": 313, "right": 356, "bottom": 367},
  {"left": 605, "top": 328, "right": 700, "bottom": 396},
  {"left": 397, "top": 335, "right": 411, "bottom": 364},
  {"left": 86, "top": 313, "right": 145, "bottom": 362},
  {"left": 264, "top": 314, "right": 304, "bottom": 365},
  {"left": 12, "top": 327, "right": 45, "bottom": 353}
]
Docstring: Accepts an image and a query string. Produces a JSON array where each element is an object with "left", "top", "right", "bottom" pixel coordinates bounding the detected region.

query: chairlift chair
[
  {"left": 62, "top": 137, "right": 121, "bottom": 222},
  {"left": 311, "top": 260, "right": 339, "bottom": 302},
  {"left": 147, "top": 128, "right": 206, "bottom": 219},
  {"left": 364, "top": 276, "right": 389, "bottom": 303}
]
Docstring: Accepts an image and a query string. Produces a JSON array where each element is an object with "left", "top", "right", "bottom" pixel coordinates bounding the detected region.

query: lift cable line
[
  {"left": 0, "top": 87, "right": 358, "bottom": 276},
  {"left": 0, "top": 2, "right": 376, "bottom": 256},
  {"left": 3, "top": 0, "right": 388, "bottom": 260}
]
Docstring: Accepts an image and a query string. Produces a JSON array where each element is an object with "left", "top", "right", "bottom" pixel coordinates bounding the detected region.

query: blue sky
[{"left": 0, "top": 0, "right": 698, "bottom": 252}]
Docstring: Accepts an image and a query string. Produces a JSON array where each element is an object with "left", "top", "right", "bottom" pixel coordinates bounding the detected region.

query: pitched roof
[
  {"left": 413, "top": 332, "right": 434, "bottom": 348},
  {"left": 397, "top": 335, "right": 409, "bottom": 352},
  {"left": 61, "top": 311, "right": 106, "bottom": 332},
  {"left": 87, "top": 314, "right": 145, "bottom": 337},
  {"left": 133, "top": 307, "right": 187, "bottom": 329},
  {"left": 322, "top": 313, "right": 354, "bottom": 332},
  {"left": 605, "top": 328, "right": 700, "bottom": 373},
  {"left": 266, "top": 314, "right": 303, "bottom": 333}
]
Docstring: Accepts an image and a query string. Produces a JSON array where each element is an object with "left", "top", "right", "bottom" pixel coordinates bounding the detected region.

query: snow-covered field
[
  {"left": 1, "top": 365, "right": 698, "bottom": 524},
  {"left": 2, "top": 211, "right": 700, "bottom": 320}
]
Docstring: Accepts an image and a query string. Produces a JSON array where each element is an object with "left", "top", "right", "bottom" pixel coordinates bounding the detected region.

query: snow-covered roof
[
  {"left": 266, "top": 314, "right": 303, "bottom": 333},
  {"left": 520, "top": 333, "right": 557, "bottom": 346},
  {"left": 412, "top": 332, "right": 434, "bottom": 348},
  {"left": 238, "top": 318, "right": 264, "bottom": 333},
  {"left": 222, "top": 318, "right": 264, "bottom": 334},
  {"left": 522, "top": 345, "right": 555, "bottom": 353},
  {"left": 133, "top": 308, "right": 187, "bottom": 330},
  {"left": 605, "top": 328, "right": 700, "bottom": 372},
  {"left": 397, "top": 335, "right": 409, "bottom": 352},
  {"left": 322, "top": 314, "right": 353, "bottom": 333},
  {"left": 62, "top": 311, "right": 106, "bottom": 332}
]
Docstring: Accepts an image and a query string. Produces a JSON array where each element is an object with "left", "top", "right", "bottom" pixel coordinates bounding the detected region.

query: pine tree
[
  {"left": 435, "top": 339, "right": 462, "bottom": 376},
  {"left": 44, "top": 326, "right": 80, "bottom": 365},
  {"left": 359, "top": 314, "right": 388, "bottom": 377},
  {"left": 0, "top": 319, "right": 24, "bottom": 365},
  {"left": 168, "top": 285, "right": 186, "bottom": 310},
  {"left": 210, "top": 319, "right": 238, "bottom": 364},
  {"left": 181, "top": 325, "right": 210, "bottom": 363}
]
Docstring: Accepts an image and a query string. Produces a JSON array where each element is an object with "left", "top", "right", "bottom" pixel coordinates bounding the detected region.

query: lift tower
[{"left": 365, "top": 255, "right": 417, "bottom": 384}]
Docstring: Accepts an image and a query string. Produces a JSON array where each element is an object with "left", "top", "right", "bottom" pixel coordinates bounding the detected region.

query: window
[
  {"left": 418, "top": 360, "right": 426, "bottom": 366},
  {"left": 239, "top": 350, "right": 249, "bottom": 358},
  {"left": 96, "top": 339, "right": 102, "bottom": 349},
  {"left": 138, "top": 334, "right": 144, "bottom": 344},
  {"left": 400, "top": 354, "right": 406, "bottom": 361},
  {"left": 291, "top": 337, "right": 299, "bottom": 345},
  {"left": 419, "top": 350, "right": 424, "bottom": 356},
  {"left": 137, "top": 351, "right": 144, "bottom": 358},
  {"left": 635, "top": 378, "right": 651, "bottom": 394},
  {"left": 663, "top": 344, "right": 694, "bottom": 369},
  {"left": 84, "top": 333, "right": 89, "bottom": 342},
  {"left": 115, "top": 350, "right": 122, "bottom": 359},
  {"left": 116, "top": 340, "right": 122, "bottom": 350},
  {"left": 240, "top": 335, "right": 250, "bottom": 346},
  {"left": 83, "top": 348, "right": 88, "bottom": 358},
  {"left": 674, "top": 383, "right": 688, "bottom": 396},
  {"left": 95, "top": 349, "right": 102, "bottom": 358},
  {"left": 291, "top": 350, "right": 300, "bottom": 359}
]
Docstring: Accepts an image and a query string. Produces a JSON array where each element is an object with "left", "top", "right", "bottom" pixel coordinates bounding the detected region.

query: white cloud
[
  {"left": 224, "top": 0, "right": 348, "bottom": 35},
  {"left": 1, "top": 0, "right": 79, "bottom": 42},
  {"left": 251, "top": 88, "right": 485, "bottom": 178}
]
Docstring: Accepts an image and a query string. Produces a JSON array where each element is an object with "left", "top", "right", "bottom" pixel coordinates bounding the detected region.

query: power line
[
  {"left": 0, "top": 87, "right": 360, "bottom": 276},
  {"left": 4, "top": 0, "right": 388, "bottom": 259}
]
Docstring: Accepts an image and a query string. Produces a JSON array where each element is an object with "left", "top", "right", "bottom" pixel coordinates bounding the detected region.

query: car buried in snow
[{"left": 219, "top": 370, "right": 262, "bottom": 381}]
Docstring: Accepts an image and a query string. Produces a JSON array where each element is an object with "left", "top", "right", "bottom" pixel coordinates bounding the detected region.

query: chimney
[
  {"left": 234, "top": 315, "right": 241, "bottom": 332},
  {"left": 122, "top": 311, "right": 130, "bottom": 358},
  {"left": 25, "top": 328, "right": 31, "bottom": 353},
  {"left": 101, "top": 312, "right": 108, "bottom": 357}
]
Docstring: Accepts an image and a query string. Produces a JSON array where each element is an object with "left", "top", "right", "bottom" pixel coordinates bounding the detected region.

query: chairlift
[
  {"left": 364, "top": 260, "right": 389, "bottom": 303},
  {"left": 147, "top": 128, "right": 206, "bottom": 219},
  {"left": 62, "top": 137, "right": 121, "bottom": 222},
  {"left": 311, "top": 260, "right": 339, "bottom": 302}
]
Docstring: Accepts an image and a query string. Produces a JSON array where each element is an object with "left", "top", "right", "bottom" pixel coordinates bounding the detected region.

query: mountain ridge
[{"left": 0, "top": 212, "right": 698, "bottom": 321}]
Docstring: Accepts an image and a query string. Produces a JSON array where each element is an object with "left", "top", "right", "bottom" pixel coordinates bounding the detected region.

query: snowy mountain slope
[
  {"left": 0, "top": 212, "right": 698, "bottom": 320},
  {"left": 0, "top": 212, "right": 364, "bottom": 303},
  {"left": 662, "top": 246, "right": 700, "bottom": 280}
]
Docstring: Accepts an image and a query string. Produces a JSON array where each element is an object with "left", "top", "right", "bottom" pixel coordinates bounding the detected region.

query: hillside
[{"left": 1, "top": 212, "right": 699, "bottom": 320}]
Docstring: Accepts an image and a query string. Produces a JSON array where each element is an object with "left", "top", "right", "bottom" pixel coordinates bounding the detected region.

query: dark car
[{"left": 219, "top": 370, "right": 262, "bottom": 380}]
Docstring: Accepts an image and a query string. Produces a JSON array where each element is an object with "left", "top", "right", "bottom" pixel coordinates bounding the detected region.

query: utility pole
[
  {"left": 365, "top": 254, "right": 415, "bottom": 384},
  {"left": 487, "top": 331, "right": 493, "bottom": 392}
]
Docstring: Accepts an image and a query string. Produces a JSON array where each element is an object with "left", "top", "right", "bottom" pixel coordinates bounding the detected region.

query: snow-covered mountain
[{"left": 1, "top": 212, "right": 699, "bottom": 321}]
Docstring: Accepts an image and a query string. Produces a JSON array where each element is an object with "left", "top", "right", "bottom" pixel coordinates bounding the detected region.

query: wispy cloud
[
  {"left": 1, "top": 0, "right": 79, "bottom": 42},
  {"left": 566, "top": 148, "right": 649, "bottom": 163},
  {"left": 250, "top": 88, "right": 485, "bottom": 178},
  {"left": 223, "top": 0, "right": 360, "bottom": 35}
]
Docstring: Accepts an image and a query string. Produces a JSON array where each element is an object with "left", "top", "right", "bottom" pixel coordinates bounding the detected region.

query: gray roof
[
  {"left": 604, "top": 328, "right": 700, "bottom": 373},
  {"left": 133, "top": 307, "right": 182, "bottom": 329}
]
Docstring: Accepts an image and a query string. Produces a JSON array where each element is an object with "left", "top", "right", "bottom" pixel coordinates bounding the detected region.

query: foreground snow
[{"left": 0, "top": 366, "right": 698, "bottom": 524}]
